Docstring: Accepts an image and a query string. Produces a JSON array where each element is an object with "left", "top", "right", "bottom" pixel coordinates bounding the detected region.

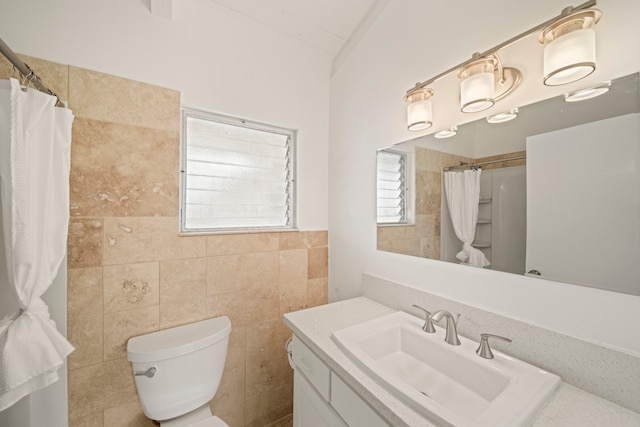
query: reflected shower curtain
[
  {"left": 443, "top": 169, "right": 490, "bottom": 268},
  {"left": 0, "top": 78, "right": 75, "bottom": 410}
]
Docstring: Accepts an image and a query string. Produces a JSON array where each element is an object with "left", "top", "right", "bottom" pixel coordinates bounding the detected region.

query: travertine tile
[
  {"left": 206, "top": 252, "right": 278, "bottom": 295},
  {"left": 68, "top": 359, "right": 137, "bottom": 421},
  {"left": 68, "top": 218, "right": 103, "bottom": 268},
  {"left": 278, "top": 249, "right": 308, "bottom": 315},
  {"left": 159, "top": 258, "right": 207, "bottom": 328},
  {"left": 207, "top": 232, "right": 279, "bottom": 256},
  {"left": 207, "top": 287, "right": 279, "bottom": 328},
  {"left": 307, "top": 247, "right": 328, "bottom": 279},
  {"left": 225, "top": 327, "right": 246, "bottom": 369},
  {"left": 245, "top": 382, "right": 293, "bottom": 427},
  {"left": 68, "top": 66, "right": 180, "bottom": 132},
  {"left": 0, "top": 53, "right": 69, "bottom": 101},
  {"left": 441, "top": 152, "right": 474, "bottom": 170},
  {"left": 415, "top": 214, "right": 440, "bottom": 238},
  {"left": 279, "top": 231, "right": 328, "bottom": 250},
  {"left": 210, "top": 327, "right": 245, "bottom": 425},
  {"left": 68, "top": 412, "right": 103, "bottom": 427},
  {"left": 279, "top": 280, "right": 308, "bottom": 318},
  {"left": 377, "top": 225, "right": 410, "bottom": 241},
  {"left": 103, "top": 262, "right": 159, "bottom": 313},
  {"left": 422, "top": 236, "right": 441, "bottom": 259},
  {"left": 103, "top": 401, "right": 157, "bottom": 427},
  {"left": 245, "top": 320, "right": 292, "bottom": 399},
  {"left": 377, "top": 239, "right": 394, "bottom": 252},
  {"left": 265, "top": 413, "right": 293, "bottom": 427},
  {"left": 308, "top": 277, "right": 328, "bottom": 308},
  {"left": 68, "top": 267, "right": 103, "bottom": 370},
  {"left": 388, "top": 238, "right": 422, "bottom": 257},
  {"left": 103, "top": 217, "right": 206, "bottom": 265},
  {"left": 279, "top": 249, "right": 307, "bottom": 285},
  {"left": 70, "top": 118, "right": 179, "bottom": 217},
  {"left": 478, "top": 150, "right": 526, "bottom": 170},
  {"left": 103, "top": 306, "right": 159, "bottom": 361},
  {"left": 210, "top": 363, "right": 245, "bottom": 427},
  {"left": 416, "top": 170, "right": 441, "bottom": 215}
]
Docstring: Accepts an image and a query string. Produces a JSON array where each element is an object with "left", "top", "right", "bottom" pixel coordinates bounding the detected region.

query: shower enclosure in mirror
[{"left": 377, "top": 72, "right": 640, "bottom": 296}]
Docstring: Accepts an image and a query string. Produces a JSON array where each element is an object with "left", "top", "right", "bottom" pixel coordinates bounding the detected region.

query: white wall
[
  {"left": 329, "top": 0, "right": 640, "bottom": 355},
  {"left": 0, "top": 0, "right": 331, "bottom": 231}
]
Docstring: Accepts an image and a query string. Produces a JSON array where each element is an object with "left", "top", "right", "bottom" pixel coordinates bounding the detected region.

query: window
[
  {"left": 376, "top": 149, "right": 408, "bottom": 224},
  {"left": 180, "top": 109, "right": 296, "bottom": 233}
]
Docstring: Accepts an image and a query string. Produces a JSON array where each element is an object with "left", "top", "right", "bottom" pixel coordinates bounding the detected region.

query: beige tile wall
[{"left": 1, "top": 54, "right": 327, "bottom": 427}]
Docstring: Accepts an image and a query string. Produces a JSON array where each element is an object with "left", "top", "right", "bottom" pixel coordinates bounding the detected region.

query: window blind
[
  {"left": 377, "top": 149, "right": 407, "bottom": 224},
  {"left": 182, "top": 111, "right": 295, "bottom": 232}
]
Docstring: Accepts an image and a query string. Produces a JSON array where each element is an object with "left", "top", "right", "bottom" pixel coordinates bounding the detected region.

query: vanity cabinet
[
  {"left": 290, "top": 335, "right": 389, "bottom": 427},
  {"left": 294, "top": 370, "right": 347, "bottom": 427}
]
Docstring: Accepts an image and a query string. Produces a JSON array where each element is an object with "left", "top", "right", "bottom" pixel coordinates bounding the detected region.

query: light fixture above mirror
[
  {"left": 539, "top": 9, "right": 602, "bottom": 86},
  {"left": 487, "top": 108, "right": 519, "bottom": 124},
  {"left": 564, "top": 81, "right": 610, "bottom": 102},
  {"left": 404, "top": 88, "right": 434, "bottom": 131},
  {"left": 457, "top": 54, "right": 522, "bottom": 113},
  {"left": 434, "top": 126, "right": 457, "bottom": 139},
  {"left": 404, "top": 0, "right": 601, "bottom": 131}
]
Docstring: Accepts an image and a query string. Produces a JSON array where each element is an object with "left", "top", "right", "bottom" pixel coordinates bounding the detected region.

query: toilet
[{"left": 126, "top": 316, "right": 231, "bottom": 427}]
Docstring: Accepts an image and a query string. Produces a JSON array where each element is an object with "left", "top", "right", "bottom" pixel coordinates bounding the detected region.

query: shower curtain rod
[
  {"left": 443, "top": 154, "right": 526, "bottom": 171},
  {"left": 0, "top": 36, "right": 63, "bottom": 107}
]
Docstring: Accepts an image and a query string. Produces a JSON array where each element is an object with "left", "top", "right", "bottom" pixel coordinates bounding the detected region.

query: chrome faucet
[{"left": 429, "top": 310, "right": 461, "bottom": 345}]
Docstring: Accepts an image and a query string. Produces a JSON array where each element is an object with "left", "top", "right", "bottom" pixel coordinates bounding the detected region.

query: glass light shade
[
  {"left": 564, "top": 82, "right": 610, "bottom": 102},
  {"left": 434, "top": 126, "right": 457, "bottom": 139},
  {"left": 460, "top": 70, "right": 495, "bottom": 113},
  {"left": 543, "top": 28, "right": 596, "bottom": 86},
  {"left": 487, "top": 108, "right": 518, "bottom": 124},
  {"left": 404, "top": 88, "right": 433, "bottom": 131},
  {"left": 407, "top": 99, "right": 433, "bottom": 131}
]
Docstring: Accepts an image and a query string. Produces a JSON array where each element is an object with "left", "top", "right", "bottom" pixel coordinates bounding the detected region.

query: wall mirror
[{"left": 377, "top": 71, "right": 640, "bottom": 296}]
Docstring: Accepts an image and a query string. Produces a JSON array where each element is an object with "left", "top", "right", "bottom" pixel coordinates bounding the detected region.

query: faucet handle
[
  {"left": 476, "top": 333, "right": 512, "bottom": 359},
  {"left": 411, "top": 305, "right": 436, "bottom": 333}
]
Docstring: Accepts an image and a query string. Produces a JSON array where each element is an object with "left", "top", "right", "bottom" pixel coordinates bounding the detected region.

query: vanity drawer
[{"left": 291, "top": 335, "right": 331, "bottom": 400}]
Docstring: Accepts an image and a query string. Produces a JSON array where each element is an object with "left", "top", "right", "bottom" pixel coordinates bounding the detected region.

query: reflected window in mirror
[{"left": 376, "top": 149, "right": 410, "bottom": 224}]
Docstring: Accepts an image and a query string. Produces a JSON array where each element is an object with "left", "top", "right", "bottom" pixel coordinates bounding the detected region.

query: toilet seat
[{"left": 188, "top": 416, "right": 229, "bottom": 427}]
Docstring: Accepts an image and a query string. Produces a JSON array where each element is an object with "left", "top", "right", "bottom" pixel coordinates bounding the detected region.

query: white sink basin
[{"left": 331, "top": 311, "right": 560, "bottom": 427}]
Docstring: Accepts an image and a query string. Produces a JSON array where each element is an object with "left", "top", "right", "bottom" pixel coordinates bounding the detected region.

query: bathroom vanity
[
  {"left": 290, "top": 335, "right": 387, "bottom": 427},
  {"left": 284, "top": 289, "right": 640, "bottom": 427}
]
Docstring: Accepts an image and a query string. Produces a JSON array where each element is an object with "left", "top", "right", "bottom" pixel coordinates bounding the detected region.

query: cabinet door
[
  {"left": 294, "top": 370, "right": 348, "bottom": 427},
  {"left": 330, "top": 373, "right": 389, "bottom": 427},
  {"left": 291, "top": 335, "right": 331, "bottom": 400}
]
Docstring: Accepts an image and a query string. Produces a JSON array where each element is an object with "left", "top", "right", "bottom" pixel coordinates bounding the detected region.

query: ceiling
[{"left": 207, "top": 0, "right": 382, "bottom": 60}]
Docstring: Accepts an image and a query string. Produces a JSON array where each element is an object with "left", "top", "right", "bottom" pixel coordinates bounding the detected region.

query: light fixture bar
[{"left": 405, "top": 0, "right": 597, "bottom": 97}]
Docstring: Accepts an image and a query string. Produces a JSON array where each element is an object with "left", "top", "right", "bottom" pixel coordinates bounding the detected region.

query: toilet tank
[{"left": 127, "top": 316, "right": 231, "bottom": 422}]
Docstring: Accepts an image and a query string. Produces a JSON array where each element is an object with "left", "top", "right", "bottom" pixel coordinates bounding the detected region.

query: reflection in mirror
[{"left": 377, "top": 72, "right": 640, "bottom": 296}]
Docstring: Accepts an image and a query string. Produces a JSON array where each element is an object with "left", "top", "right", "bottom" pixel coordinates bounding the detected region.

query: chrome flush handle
[{"left": 134, "top": 367, "right": 157, "bottom": 378}]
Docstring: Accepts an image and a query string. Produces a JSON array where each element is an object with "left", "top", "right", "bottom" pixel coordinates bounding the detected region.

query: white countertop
[{"left": 283, "top": 297, "right": 640, "bottom": 427}]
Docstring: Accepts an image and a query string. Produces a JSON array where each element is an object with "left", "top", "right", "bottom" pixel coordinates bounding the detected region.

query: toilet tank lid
[{"left": 127, "top": 316, "right": 231, "bottom": 363}]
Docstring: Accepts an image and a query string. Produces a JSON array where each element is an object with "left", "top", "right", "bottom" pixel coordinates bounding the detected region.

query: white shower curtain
[
  {"left": 0, "top": 78, "right": 75, "bottom": 411},
  {"left": 443, "top": 169, "right": 490, "bottom": 268}
]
